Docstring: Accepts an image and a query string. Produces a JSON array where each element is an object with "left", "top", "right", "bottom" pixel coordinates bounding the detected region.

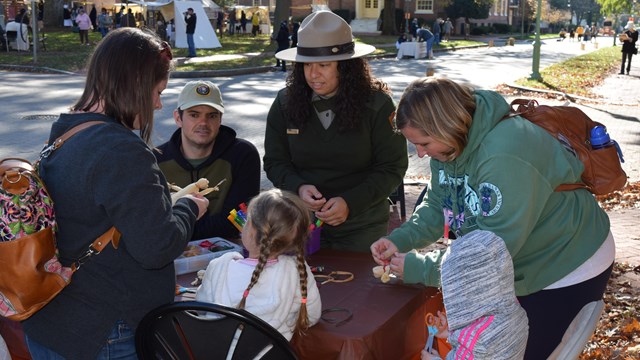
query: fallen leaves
[
  {"left": 596, "top": 182, "right": 640, "bottom": 211},
  {"left": 579, "top": 262, "right": 640, "bottom": 359}
]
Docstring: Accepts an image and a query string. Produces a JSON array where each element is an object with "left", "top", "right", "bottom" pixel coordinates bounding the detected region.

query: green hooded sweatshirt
[{"left": 389, "top": 90, "right": 610, "bottom": 296}]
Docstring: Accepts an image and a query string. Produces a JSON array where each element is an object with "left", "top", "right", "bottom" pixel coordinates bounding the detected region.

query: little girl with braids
[{"left": 196, "top": 189, "right": 322, "bottom": 340}]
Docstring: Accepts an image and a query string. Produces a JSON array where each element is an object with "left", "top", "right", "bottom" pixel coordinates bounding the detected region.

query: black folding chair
[
  {"left": 5, "top": 30, "right": 17, "bottom": 51},
  {"left": 136, "top": 301, "right": 298, "bottom": 360},
  {"left": 389, "top": 181, "right": 407, "bottom": 218}
]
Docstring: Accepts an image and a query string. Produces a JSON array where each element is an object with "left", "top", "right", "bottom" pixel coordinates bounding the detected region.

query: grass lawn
[
  {"left": 514, "top": 46, "right": 620, "bottom": 97},
  {"left": 0, "top": 27, "right": 483, "bottom": 73}
]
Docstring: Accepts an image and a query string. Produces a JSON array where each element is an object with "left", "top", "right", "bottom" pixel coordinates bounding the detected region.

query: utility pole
[
  {"left": 31, "top": 0, "right": 37, "bottom": 63},
  {"left": 521, "top": 0, "right": 525, "bottom": 37},
  {"left": 529, "top": 0, "right": 542, "bottom": 80}
]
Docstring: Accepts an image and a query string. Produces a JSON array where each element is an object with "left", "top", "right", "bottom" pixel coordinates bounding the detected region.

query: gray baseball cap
[{"left": 177, "top": 81, "right": 224, "bottom": 113}]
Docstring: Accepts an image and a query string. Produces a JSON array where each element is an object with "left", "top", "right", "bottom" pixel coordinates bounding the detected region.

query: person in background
[
  {"left": 264, "top": 11, "right": 408, "bottom": 252},
  {"left": 576, "top": 25, "right": 584, "bottom": 41},
  {"left": 0, "top": 23, "right": 7, "bottom": 51},
  {"left": 75, "top": 7, "right": 92, "bottom": 45},
  {"left": 417, "top": 26, "right": 435, "bottom": 59},
  {"left": 167, "top": 18, "right": 175, "bottom": 46},
  {"left": 251, "top": 11, "right": 260, "bottom": 36},
  {"left": 290, "top": 19, "right": 300, "bottom": 48},
  {"left": 135, "top": 12, "right": 145, "bottom": 27},
  {"left": 421, "top": 230, "right": 528, "bottom": 360},
  {"left": 97, "top": 8, "right": 113, "bottom": 38},
  {"left": 559, "top": 28, "right": 567, "bottom": 41},
  {"left": 114, "top": 5, "right": 124, "bottom": 28},
  {"left": 14, "top": 8, "right": 29, "bottom": 25},
  {"left": 216, "top": 10, "right": 224, "bottom": 37},
  {"left": 154, "top": 80, "right": 261, "bottom": 240},
  {"left": 22, "top": 27, "right": 209, "bottom": 360},
  {"left": 410, "top": 18, "right": 419, "bottom": 40},
  {"left": 433, "top": 18, "right": 441, "bottom": 46},
  {"left": 70, "top": 5, "right": 78, "bottom": 27},
  {"left": 196, "top": 189, "right": 322, "bottom": 340},
  {"left": 240, "top": 10, "right": 247, "bottom": 34},
  {"left": 228, "top": 8, "right": 236, "bottom": 35},
  {"left": 63, "top": 4, "right": 72, "bottom": 27},
  {"left": 443, "top": 18, "right": 452, "bottom": 42},
  {"left": 120, "top": 8, "right": 135, "bottom": 28},
  {"left": 619, "top": 21, "right": 638, "bottom": 75},
  {"left": 396, "top": 32, "right": 408, "bottom": 50},
  {"left": 370, "top": 77, "right": 614, "bottom": 359},
  {"left": 89, "top": 5, "right": 97, "bottom": 32},
  {"left": 184, "top": 7, "right": 197, "bottom": 57},
  {"left": 274, "top": 20, "right": 290, "bottom": 72}
]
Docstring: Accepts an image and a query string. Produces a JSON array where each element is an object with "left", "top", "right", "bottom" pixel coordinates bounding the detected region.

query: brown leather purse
[{"left": 0, "top": 226, "right": 120, "bottom": 321}]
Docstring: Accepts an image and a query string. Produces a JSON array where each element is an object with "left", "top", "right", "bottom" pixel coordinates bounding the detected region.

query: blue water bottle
[{"left": 590, "top": 126, "right": 625, "bottom": 163}]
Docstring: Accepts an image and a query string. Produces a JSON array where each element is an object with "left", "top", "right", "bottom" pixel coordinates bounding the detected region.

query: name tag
[{"left": 287, "top": 129, "right": 299, "bottom": 135}]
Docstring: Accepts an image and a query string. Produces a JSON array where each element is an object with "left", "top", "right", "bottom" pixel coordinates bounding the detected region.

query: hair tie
[
  {"left": 243, "top": 290, "right": 249, "bottom": 299},
  {"left": 301, "top": 297, "right": 307, "bottom": 304}
]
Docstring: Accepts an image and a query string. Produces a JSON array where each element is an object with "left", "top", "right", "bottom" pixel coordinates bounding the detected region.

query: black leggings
[
  {"left": 517, "top": 263, "right": 613, "bottom": 359},
  {"left": 622, "top": 52, "right": 634, "bottom": 73}
]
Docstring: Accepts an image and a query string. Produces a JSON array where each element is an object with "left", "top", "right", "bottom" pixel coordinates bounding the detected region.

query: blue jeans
[
  {"left": 26, "top": 320, "right": 137, "bottom": 360},
  {"left": 187, "top": 33, "right": 196, "bottom": 57},
  {"left": 100, "top": 27, "right": 109, "bottom": 38},
  {"left": 425, "top": 37, "right": 434, "bottom": 58}
]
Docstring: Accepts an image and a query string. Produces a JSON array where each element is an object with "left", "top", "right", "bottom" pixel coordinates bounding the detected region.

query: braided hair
[{"left": 236, "top": 189, "right": 312, "bottom": 335}]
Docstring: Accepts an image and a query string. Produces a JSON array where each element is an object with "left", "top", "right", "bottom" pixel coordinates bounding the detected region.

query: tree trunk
[
  {"left": 43, "top": 0, "right": 64, "bottom": 28},
  {"left": 273, "top": 0, "right": 291, "bottom": 38},
  {"left": 381, "top": 0, "right": 396, "bottom": 35}
]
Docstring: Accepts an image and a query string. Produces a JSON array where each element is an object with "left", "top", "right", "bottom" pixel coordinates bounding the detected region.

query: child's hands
[{"left": 435, "top": 310, "right": 449, "bottom": 338}]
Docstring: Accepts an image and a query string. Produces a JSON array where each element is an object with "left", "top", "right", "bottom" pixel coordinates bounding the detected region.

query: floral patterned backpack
[{"left": 0, "top": 158, "right": 72, "bottom": 320}]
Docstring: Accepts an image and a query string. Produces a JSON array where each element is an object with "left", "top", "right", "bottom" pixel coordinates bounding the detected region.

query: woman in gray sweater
[{"left": 22, "top": 28, "right": 208, "bottom": 359}]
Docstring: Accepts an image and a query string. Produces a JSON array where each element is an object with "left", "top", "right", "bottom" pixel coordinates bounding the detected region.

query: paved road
[
  {"left": 0, "top": 38, "right": 613, "bottom": 189},
  {"left": 2, "top": 37, "right": 640, "bottom": 267}
]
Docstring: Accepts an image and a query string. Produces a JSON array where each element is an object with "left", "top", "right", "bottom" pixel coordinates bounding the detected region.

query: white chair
[
  {"left": 5, "top": 22, "right": 29, "bottom": 51},
  {"left": 547, "top": 300, "right": 605, "bottom": 360}
]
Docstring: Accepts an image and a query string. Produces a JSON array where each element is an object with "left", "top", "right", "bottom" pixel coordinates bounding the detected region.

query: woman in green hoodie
[{"left": 371, "top": 78, "right": 614, "bottom": 359}]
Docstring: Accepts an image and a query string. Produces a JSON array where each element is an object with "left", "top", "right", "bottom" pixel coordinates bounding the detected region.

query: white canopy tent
[{"left": 129, "top": 0, "right": 221, "bottom": 49}]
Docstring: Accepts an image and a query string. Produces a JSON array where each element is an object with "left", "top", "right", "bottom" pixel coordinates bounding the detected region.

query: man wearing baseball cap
[{"left": 155, "top": 80, "right": 260, "bottom": 240}]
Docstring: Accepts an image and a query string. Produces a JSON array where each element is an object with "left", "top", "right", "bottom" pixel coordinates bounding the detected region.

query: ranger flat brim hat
[{"left": 275, "top": 11, "right": 376, "bottom": 63}]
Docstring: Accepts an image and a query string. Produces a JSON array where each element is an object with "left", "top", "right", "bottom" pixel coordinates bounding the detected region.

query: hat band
[{"left": 297, "top": 42, "right": 355, "bottom": 57}]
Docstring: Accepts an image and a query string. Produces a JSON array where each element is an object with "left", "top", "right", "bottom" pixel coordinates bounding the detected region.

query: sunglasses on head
[{"left": 160, "top": 41, "right": 173, "bottom": 61}]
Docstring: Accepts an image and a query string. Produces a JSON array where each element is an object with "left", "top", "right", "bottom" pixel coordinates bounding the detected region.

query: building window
[
  {"left": 415, "top": 0, "right": 434, "bottom": 14},
  {"left": 365, "top": 0, "right": 379, "bottom": 8}
]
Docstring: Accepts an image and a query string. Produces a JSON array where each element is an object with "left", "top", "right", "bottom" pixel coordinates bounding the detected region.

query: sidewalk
[{"left": 391, "top": 56, "right": 640, "bottom": 268}]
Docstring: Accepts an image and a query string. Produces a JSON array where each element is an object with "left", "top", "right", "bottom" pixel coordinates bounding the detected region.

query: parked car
[{"left": 599, "top": 20, "right": 613, "bottom": 36}]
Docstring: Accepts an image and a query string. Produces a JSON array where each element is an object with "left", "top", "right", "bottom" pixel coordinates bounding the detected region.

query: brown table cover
[
  {"left": 0, "top": 317, "right": 31, "bottom": 359},
  {"left": 290, "top": 249, "right": 437, "bottom": 360},
  {"left": 176, "top": 248, "right": 439, "bottom": 360}
]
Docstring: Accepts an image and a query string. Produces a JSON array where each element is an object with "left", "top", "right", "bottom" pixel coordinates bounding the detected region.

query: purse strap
[
  {"left": 72, "top": 227, "right": 121, "bottom": 271},
  {"left": 38, "top": 120, "right": 123, "bottom": 271},
  {"left": 40, "top": 120, "right": 107, "bottom": 159}
]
